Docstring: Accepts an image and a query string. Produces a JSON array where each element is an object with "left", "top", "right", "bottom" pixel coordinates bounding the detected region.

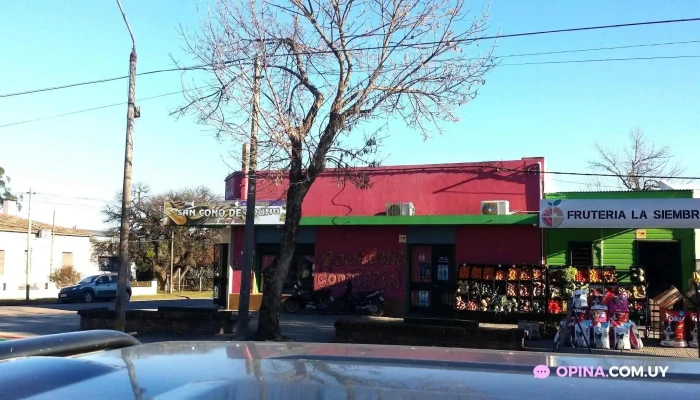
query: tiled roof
[{"left": 0, "top": 214, "right": 92, "bottom": 236}]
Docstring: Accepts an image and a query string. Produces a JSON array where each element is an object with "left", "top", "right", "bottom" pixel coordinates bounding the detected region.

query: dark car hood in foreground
[{"left": 1, "top": 341, "right": 699, "bottom": 399}]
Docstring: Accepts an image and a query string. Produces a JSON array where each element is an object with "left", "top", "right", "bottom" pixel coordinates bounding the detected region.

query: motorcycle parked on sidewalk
[
  {"left": 335, "top": 280, "right": 385, "bottom": 317},
  {"left": 284, "top": 281, "right": 336, "bottom": 314}
]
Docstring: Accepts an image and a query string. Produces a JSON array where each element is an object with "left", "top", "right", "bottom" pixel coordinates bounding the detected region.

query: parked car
[
  {"left": 0, "top": 330, "right": 696, "bottom": 399},
  {"left": 58, "top": 273, "right": 131, "bottom": 303}
]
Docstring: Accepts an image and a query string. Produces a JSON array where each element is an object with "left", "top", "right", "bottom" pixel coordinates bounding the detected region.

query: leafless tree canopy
[
  {"left": 173, "top": 0, "right": 496, "bottom": 339},
  {"left": 174, "top": 0, "right": 495, "bottom": 176},
  {"left": 588, "top": 127, "right": 685, "bottom": 191}
]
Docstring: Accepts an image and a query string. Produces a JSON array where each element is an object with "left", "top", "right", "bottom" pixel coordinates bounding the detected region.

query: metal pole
[
  {"left": 169, "top": 231, "right": 174, "bottom": 293},
  {"left": 25, "top": 189, "right": 33, "bottom": 301},
  {"left": 115, "top": 0, "right": 137, "bottom": 332},
  {"left": 50, "top": 211, "right": 56, "bottom": 271},
  {"left": 237, "top": 56, "right": 261, "bottom": 335}
]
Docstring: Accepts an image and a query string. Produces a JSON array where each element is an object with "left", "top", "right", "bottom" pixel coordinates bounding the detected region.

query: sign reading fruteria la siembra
[
  {"left": 539, "top": 198, "right": 700, "bottom": 229},
  {"left": 163, "top": 200, "right": 286, "bottom": 226}
]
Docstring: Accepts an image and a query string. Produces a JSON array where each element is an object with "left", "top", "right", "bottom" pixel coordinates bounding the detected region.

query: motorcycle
[
  {"left": 335, "top": 280, "right": 385, "bottom": 317},
  {"left": 283, "top": 281, "right": 336, "bottom": 314}
]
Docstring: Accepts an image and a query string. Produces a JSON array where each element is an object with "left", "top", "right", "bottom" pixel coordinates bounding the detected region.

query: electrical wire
[
  {"left": 0, "top": 88, "right": 204, "bottom": 129},
  {"left": 1, "top": 17, "right": 699, "bottom": 99},
  {"left": 3, "top": 50, "right": 700, "bottom": 129}
]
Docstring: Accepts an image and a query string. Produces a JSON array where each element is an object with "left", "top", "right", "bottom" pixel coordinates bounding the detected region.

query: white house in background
[{"left": 0, "top": 200, "right": 100, "bottom": 299}]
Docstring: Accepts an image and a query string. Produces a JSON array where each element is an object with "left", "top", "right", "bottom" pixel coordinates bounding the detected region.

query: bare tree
[
  {"left": 588, "top": 127, "right": 685, "bottom": 191},
  {"left": 174, "top": 0, "right": 496, "bottom": 340}
]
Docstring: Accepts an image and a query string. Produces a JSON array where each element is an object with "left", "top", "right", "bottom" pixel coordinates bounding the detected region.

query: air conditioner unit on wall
[
  {"left": 481, "top": 200, "right": 510, "bottom": 215},
  {"left": 386, "top": 202, "right": 415, "bottom": 216}
]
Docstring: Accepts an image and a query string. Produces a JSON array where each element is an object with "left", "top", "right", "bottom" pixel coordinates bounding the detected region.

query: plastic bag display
[
  {"left": 593, "top": 322, "right": 610, "bottom": 349},
  {"left": 573, "top": 289, "right": 588, "bottom": 309},
  {"left": 660, "top": 309, "right": 688, "bottom": 348},
  {"left": 688, "top": 312, "right": 699, "bottom": 348},
  {"left": 613, "top": 324, "right": 631, "bottom": 350},
  {"left": 574, "top": 320, "right": 591, "bottom": 347},
  {"left": 629, "top": 321, "right": 644, "bottom": 350}
]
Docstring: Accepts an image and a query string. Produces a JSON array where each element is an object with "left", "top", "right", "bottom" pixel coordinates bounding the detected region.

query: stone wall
[
  {"left": 78, "top": 308, "right": 241, "bottom": 336},
  {"left": 335, "top": 318, "right": 523, "bottom": 350}
]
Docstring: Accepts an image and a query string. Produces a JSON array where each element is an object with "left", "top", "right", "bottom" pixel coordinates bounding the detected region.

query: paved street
[{"left": 0, "top": 299, "right": 336, "bottom": 343}]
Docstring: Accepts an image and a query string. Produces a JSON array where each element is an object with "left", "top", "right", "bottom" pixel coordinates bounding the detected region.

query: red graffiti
[
  {"left": 315, "top": 268, "right": 401, "bottom": 292},
  {"left": 320, "top": 249, "right": 406, "bottom": 270}
]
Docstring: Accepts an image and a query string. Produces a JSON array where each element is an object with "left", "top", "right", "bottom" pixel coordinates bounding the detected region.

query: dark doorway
[
  {"left": 256, "top": 243, "right": 315, "bottom": 295},
  {"left": 216, "top": 243, "right": 229, "bottom": 307},
  {"left": 409, "top": 244, "right": 455, "bottom": 316},
  {"left": 636, "top": 240, "right": 683, "bottom": 298}
]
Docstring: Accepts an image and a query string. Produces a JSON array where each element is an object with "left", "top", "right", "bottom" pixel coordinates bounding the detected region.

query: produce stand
[
  {"left": 451, "top": 264, "right": 649, "bottom": 328},
  {"left": 454, "top": 264, "right": 548, "bottom": 323}
]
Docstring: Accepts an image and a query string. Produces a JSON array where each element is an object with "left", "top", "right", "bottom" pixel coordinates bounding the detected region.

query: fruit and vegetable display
[
  {"left": 454, "top": 264, "right": 547, "bottom": 315},
  {"left": 545, "top": 265, "right": 648, "bottom": 320},
  {"left": 454, "top": 264, "right": 648, "bottom": 324}
]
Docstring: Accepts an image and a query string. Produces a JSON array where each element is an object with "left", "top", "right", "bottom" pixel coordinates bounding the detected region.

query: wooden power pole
[
  {"left": 115, "top": 0, "right": 138, "bottom": 332},
  {"left": 237, "top": 56, "right": 261, "bottom": 336}
]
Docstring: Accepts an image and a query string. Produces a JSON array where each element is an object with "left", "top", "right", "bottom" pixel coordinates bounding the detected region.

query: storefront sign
[
  {"left": 163, "top": 200, "right": 286, "bottom": 226},
  {"left": 540, "top": 198, "right": 700, "bottom": 229}
]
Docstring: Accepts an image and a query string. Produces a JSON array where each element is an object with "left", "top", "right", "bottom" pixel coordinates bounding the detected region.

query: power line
[
  {"left": 0, "top": 89, "right": 202, "bottom": 129},
  {"left": 3, "top": 51, "right": 699, "bottom": 129},
  {"left": 493, "top": 39, "right": 700, "bottom": 59},
  {"left": 35, "top": 192, "right": 111, "bottom": 202},
  {"left": 499, "top": 54, "right": 700, "bottom": 66},
  {"left": 2, "top": 17, "right": 698, "bottom": 99}
]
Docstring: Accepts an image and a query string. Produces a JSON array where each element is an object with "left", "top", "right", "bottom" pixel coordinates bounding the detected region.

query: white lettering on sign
[{"left": 540, "top": 198, "right": 700, "bottom": 229}]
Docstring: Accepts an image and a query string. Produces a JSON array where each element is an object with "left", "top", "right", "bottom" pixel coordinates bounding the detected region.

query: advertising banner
[
  {"left": 163, "top": 200, "right": 286, "bottom": 226},
  {"left": 540, "top": 198, "right": 700, "bottom": 229}
]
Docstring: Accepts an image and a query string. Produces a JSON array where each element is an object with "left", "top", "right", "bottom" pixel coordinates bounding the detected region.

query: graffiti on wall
[{"left": 315, "top": 248, "right": 405, "bottom": 294}]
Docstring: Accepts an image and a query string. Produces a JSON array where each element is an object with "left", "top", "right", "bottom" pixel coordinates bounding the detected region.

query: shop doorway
[
  {"left": 409, "top": 244, "right": 455, "bottom": 316},
  {"left": 256, "top": 244, "right": 315, "bottom": 295},
  {"left": 636, "top": 240, "right": 683, "bottom": 298}
]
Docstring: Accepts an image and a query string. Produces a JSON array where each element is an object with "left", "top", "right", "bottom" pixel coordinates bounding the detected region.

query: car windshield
[{"left": 78, "top": 276, "right": 99, "bottom": 284}]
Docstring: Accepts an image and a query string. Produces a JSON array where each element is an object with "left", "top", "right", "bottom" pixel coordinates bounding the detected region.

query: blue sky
[{"left": 1, "top": 0, "right": 699, "bottom": 230}]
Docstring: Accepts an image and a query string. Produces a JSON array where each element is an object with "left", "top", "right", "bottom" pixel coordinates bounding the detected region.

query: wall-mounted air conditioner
[
  {"left": 386, "top": 202, "right": 416, "bottom": 216},
  {"left": 481, "top": 200, "right": 510, "bottom": 215}
]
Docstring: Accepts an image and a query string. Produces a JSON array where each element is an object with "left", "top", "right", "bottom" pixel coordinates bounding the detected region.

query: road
[{"left": 0, "top": 299, "right": 337, "bottom": 343}]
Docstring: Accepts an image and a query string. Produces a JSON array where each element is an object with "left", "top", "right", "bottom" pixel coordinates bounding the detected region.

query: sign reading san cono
[
  {"left": 539, "top": 198, "right": 700, "bottom": 229},
  {"left": 176, "top": 207, "right": 281, "bottom": 218}
]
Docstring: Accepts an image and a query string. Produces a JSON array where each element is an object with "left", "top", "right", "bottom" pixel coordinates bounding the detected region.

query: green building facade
[{"left": 544, "top": 190, "right": 697, "bottom": 293}]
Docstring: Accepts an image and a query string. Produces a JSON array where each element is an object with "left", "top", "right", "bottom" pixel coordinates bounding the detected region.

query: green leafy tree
[
  {"left": 93, "top": 183, "right": 221, "bottom": 289},
  {"left": 0, "top": 166, "right": 22, "bottom": 210}
]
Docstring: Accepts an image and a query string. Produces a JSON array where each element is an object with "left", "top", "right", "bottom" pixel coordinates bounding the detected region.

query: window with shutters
[
  {"left": 0, "top": 250, "right": 4, "bottom": 276},
  {"left": 567, "top": 241, "right": 594, "bottom": 266},
  {"left": 62, "top": 252, "right": 74, "bottom": 269}
]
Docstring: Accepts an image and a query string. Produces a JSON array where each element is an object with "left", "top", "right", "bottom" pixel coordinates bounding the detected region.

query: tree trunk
[{"left": 254, "top": 180, "right": 307, "bottom": 340}]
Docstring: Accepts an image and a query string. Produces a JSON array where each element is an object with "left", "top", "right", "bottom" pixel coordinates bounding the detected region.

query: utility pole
[
  {"left": 25, "top": 189, "right": 35, "bottom": 301},
  {"left": 237, "top": 56, "right": 261, "bottom": 336},
  {"left": 169, "top": 230, "right": 174, "bottom": 293},
  {"left": 50, "top": 211, "right": 56, "bottom": 271},
  {"left": 115, "top": 0, "right": 138, "bottom": 332}
]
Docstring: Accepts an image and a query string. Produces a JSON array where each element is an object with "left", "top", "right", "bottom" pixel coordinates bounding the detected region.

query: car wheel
[{"left": 83, "top": 291, "right": 94, "bottom": 303}]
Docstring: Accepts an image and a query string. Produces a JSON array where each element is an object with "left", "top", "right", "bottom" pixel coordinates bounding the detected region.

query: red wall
[
  {"left": 313, "top": 226, "right": 407, "bottom": 301},
  {"left": 455, "top": 225, "right": 542, "bottom": 264},
  {"left": 225, "top": 158, "right": 545, "bottom": 216},
  {"left": 229, "top": 227, "right": 246, "bottom": 293}
]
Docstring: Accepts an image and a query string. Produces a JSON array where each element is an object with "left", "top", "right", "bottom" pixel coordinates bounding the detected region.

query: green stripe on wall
[
  {"left": 546, "top": 190, "right": 693, "bottom": 200},
  {"left": 299, "top": 214, "right": 538, "bottom": 226}
]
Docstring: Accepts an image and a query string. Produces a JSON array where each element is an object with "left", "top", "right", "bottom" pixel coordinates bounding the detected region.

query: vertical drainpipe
[
  {"left": 600, "top": 228, "right": 604, "bottom": 267},
  {"left": 538, "top": 162, "right": 545, "bottom": 266}
]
